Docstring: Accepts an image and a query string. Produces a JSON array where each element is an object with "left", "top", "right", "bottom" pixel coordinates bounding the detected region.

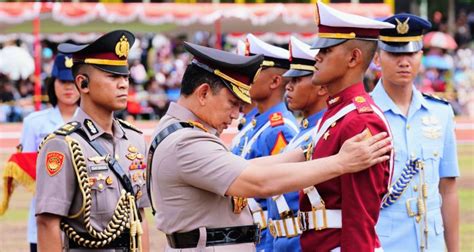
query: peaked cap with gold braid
[
  {"left": 379, "top": 13, "right": 432, "bottom": 53},
  {"left": 311, "top": 1, "right": 394, "bottom": 49},
  {"left": 184, "top": 42, "right": 264, "bottom": 104},
  {"left": 58, "top": 30, "right": 135, "bottom": 75},
  {"left": 283, "top": 36, "right": 319, "bottom": 78}
]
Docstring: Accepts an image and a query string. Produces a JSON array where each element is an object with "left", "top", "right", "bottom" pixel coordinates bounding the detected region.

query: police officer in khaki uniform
[
  {"left": 35, "top": 30, "right": 150, "bottom": 252},
  {"left": 147, "top": 42, "right": 392, "bottom": 251}
]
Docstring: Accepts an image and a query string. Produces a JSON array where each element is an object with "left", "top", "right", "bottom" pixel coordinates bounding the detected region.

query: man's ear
[
  {"left": 75, "top": 74, "right": 89, "bottom": 94},
  {"left": 373, "top": 51, "right": 381, "bottom": 67},
  {"left": 195, "top": 83, "right": 211, "bottom": 106},
  {"left": 348, "top": 48, "right": 362, "bottom": 68},
  {"left": 270, "top": 74, "right": 283, "bottom": 89},
  {"left": 317, "top": 85, "right": 329, "bottom": 96}
]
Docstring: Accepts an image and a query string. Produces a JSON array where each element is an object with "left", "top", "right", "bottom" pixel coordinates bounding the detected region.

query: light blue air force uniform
[
  {"left": 372, "top": 81, "right": 459, "bottom": 251},
  {"left": 230, "top": 107, "right": 258, "bottom": 156},
  {"left": 240, "top": 102, "right": 298, "bottom": 252},
  {"left": 21, "top": 106, "right": 77, "bottom": 244},
  {"left": 267, "top": 110, "right": 324, "bottom": 252}
]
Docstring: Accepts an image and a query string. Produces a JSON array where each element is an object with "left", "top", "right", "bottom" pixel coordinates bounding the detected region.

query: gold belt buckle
[
  {"left": 405, "top": 198, "right": 417, "bottom": 217},
  {"left": 312, "top": 205, "right": 328, "bottom": 231},
  {"left": 268, "top": 219, "right": 277, "bottom": 237},
  {"left": 280, "top": 210, "right": 298, "bottom": 238}
]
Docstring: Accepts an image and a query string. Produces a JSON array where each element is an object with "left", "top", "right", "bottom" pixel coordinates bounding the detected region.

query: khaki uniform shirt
[
  {"left": 150, "top": 102, "right": 253, "bottom": 234},
  {"left": 35, "top": 109, "right": 149, "bottom": 251}
]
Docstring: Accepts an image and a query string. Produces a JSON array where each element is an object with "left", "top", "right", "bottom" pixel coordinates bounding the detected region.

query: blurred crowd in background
[{"left": 0, "top": 10, "right": 473, "bottom": 123}]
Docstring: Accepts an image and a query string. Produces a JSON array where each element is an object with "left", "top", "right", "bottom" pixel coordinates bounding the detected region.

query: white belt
[
  {"left": 269, "top": 217, "right": 302, "bottom": 238},
  {"left": 331, "top": 246, "right": 384, "bottom": 252},
  {"left": 248, "top": 198, "right": 268, "bottom": 229},
  {"left": 298, "top": 208, "right": 342, "bottom": 231}
]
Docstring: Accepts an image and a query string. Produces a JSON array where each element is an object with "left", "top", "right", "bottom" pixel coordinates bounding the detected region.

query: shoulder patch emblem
[
  {"left": 118, "top": 119, "right": 143, "bottom": 134},
  {"left": 45, "top": 151, "right": 65, "bottom": 176},
  {"left": 422, "top": 92, "right": 449, "bottom": 105},
  {"left": 353, "top": 96, "right": 373, "bottom": 113},
  {"left": 270, "top": 112, "right": 284, "bottom": 127}
]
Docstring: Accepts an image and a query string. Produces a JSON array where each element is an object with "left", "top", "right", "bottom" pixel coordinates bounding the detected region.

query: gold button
[
  {"left": 413, "top": 185, "right": 418, "bottom": 192},
  {"left": 406, "top": 125, "right": 410, "bottom": 130},
  {"left": 98, "top": 184, "right": 104, "bottom": 190},
  {"left": 105, "top": 176, "right": 113, "bottom": 185},
  {"left": 433, "top": 151, "right": 439, "bottom": 157}
]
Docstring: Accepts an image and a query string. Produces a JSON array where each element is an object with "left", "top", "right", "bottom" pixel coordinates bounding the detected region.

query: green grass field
[{"left": 0, "top": 145, "right": 473, "bottom": 251}]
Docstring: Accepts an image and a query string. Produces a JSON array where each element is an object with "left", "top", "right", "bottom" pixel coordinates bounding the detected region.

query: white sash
[
  {"left": 240, "top": 118, "right": 298, "bottom": 158},
  {"left": 229, "top": 122, "right": 253, "bottom": 151},
  {"left": 304, "top": 103, "right": 393, "bottom": 216}
]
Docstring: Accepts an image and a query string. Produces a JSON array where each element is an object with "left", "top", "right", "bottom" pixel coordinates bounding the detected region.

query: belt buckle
[
  {"left": 297, "top": 211, "right": 306, "bottom": 232},
  {"left": 268, "top": 219, "right": 277, "bottom": 238},
  {"left": 312, "top": 205, "right": 328, "bottom": 231},
  {"left": 405, "top": 198, "right": 417, "bottom": 217},
  {"left": 280, "top": 211, "right": 298, "bottom": 238}
]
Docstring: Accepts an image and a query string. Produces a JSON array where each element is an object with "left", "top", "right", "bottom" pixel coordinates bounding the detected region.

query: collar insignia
[{"left": 84, "top": 119, "right": 98, "bottom": 136}]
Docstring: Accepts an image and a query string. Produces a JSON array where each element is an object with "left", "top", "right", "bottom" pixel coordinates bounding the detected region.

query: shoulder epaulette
[
  {"left": 118, "top": 119, "right": 143, "bottom": 134},
  {"left": 37, "top": 133, "right": 57, "bottom": 151},
  {"left": 422, "top": 92, "right": 449, "bottom": 105},
  {"left": 352, "top": 96, "right": 373, "bottom": 114},
  {"left": 270, "top": 112, "right": 284, "bottom": 127},
  {"left": 54, "top": 121, "right": 81, "bottom": 136}
]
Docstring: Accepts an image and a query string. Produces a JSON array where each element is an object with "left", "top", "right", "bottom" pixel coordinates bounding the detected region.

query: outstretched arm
[{"left": 227, "top": 131, "right": 391, "bottom": 197}]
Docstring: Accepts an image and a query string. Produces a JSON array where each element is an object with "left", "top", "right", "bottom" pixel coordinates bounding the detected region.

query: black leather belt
[
  {"left": 166, "top": 224, "right": 260, "bottom": 249},
  {"left": 67, "top": 232, "right": 130, "bottom": 250}
]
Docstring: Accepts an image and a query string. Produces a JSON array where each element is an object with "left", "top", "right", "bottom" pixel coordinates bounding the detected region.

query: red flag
[{"left": 0, "top": 152, "right": 37, "bottom": 215}]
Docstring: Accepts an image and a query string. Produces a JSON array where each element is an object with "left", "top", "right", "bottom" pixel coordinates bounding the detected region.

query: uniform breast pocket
[
  {"left": 89, "top": 171, "right": 119, "bottom": 214},
  {"left": 422, "top": 145, "right": 443, "bottom": 183}
]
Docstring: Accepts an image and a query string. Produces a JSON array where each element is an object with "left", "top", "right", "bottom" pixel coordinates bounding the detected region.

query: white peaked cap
[
  {"left": 246, "top": 33, "right": 290, "bottom": 69},
  {"left": 283, "top": 36, "right": 318, "bottom": 78},
  {"left": 316, "top": 2, "right": 394, "bottom": 30},
  {"left": 312, "top": 1, "right": 395, "bottom": 49},
  {"left": 290, "top": 36, "right": 319, "bottom": 61}
]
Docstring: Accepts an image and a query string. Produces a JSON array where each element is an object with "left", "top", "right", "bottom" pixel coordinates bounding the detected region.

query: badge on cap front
[
  {"left": 65, "top": 56, "right": 73, "bottom": 68},
  {"left": 115, "top": 35, "right": 130, "bottom": 59},
  {"left": 396, "top": 18, "right": 410, "bottom": 34}
]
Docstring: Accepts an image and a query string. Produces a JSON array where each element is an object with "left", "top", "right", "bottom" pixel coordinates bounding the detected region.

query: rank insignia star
[{"left": 323, "top": 131, "right": 330, "bottom": 140}]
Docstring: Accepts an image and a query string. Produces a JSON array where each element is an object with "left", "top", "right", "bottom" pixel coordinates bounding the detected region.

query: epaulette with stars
[
  {"left": 38, "top": 121, "right": 81, "bottom": 151},
  {"left": 54, "top": 121, "right": 81, "bottom": 136},
  {"left": 422, "top": 92, "right": 449, "bottom": 105},
  {"left": 118, "top": 119, "right": 143, "bottom": 134}
]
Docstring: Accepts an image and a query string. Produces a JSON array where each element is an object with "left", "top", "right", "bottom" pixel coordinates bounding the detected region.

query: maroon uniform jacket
[{"left": 299, "top": 83, "right": 392, "bottom": 252}]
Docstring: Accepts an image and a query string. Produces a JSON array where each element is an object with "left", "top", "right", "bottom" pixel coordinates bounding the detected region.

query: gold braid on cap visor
[
  {"left": 191, "top": 59, "right": 252, "bottom": 92},
  {"left": 83, "top": 58, "right": 128, "bottom": 66},
  {"left": 290, "top": 64, "right": 316, "bottom": 72},
  {"left": 378, "top": 35, "right": 423, "bottom": 42},
  {"left": 318, "top": 32, "right": 356, "bottom": 39}
]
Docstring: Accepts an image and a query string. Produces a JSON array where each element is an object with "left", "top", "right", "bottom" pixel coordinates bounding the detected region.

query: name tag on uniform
[{"left": 89, "top": 165, "right": 108, "bottom": 172}]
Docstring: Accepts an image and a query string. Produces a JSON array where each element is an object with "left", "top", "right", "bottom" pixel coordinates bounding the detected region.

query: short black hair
[
  {"left": 46, "top": 77, "right": 58, "bottom": 107},
  {"left": 180, "top": 64, "right": 225, "bottom": 96}
]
